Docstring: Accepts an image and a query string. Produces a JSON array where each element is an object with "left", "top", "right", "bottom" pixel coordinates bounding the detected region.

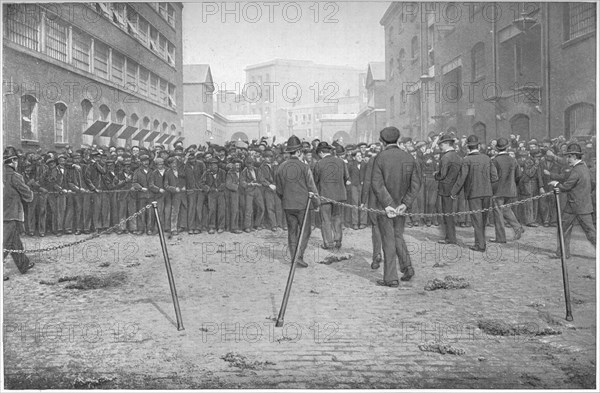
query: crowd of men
[
  {"left": 10, "top": 133, "right": 595, "bottom": 239},
  {"left": 4, "top": 130, "right": 597, "bottom": 285}
]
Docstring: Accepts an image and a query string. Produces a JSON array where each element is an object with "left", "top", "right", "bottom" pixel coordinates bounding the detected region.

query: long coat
[
  {"left": 451, "top": 151, "right": 498, "bottom": 199},
  {"left": 558, "top": 161, "right": 594, "bottom": 214},
  {"left": 491, "top": 152, "right": 521, "bottom": 198},
  {"left": 369, "top": 145, "right": 420, "bottom": 209},
  {"left": 313, "top": 155, "right": 349, "bottom": 202},
  {"left": 275, "top": 156, "right": 318, "bottom": 210},
  {"left": 4, "top": 165, "right": 34, "bottom": 222},
  {"left": 435, "top": 150, "right": 462, "bottom": 197}
]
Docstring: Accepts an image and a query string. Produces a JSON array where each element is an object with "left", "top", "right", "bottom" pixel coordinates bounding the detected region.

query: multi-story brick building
[
  {"left": 380, "top": 2, "right": 596, "bottom": 142},
  {"left": 3, "top": 2, "right": 184, "bottom": 150},
  {"left": 244, "top": 59, "right": 364, "bottom": 140}
]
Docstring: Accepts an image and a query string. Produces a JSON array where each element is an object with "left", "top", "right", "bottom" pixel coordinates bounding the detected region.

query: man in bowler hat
[
  {"left": 275, "top": 135, "right": 319, "bottom": 268},
  {"left": 451, "top": 135, "right": 498, "bottom": 252},
  {"left": 548, "top": 143, "right": 596, "bottom": 258},
  {"left": 434, "top": 133, "right": 462, "bottom": 244},
  {"left": 4, "top": 146, "right": 35, "bottom": 280}
]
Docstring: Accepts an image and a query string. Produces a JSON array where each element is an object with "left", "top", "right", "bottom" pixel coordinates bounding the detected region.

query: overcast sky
[{"left": 183, "top": 1, "right": 390, "bottom": 88}]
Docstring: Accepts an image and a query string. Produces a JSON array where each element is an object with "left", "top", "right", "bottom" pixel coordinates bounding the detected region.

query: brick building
[
  {"left": 183, "top": 64, "right": 261, "bottom": 146},
  {"left": 352, "top": 62, "right": 387, "bottom": 143},
  {"left": 380, "top": 2, "right": 596, "bottom": 142},
  {"left": 3, "top": 2, "right": 184, "bottom": 150}
]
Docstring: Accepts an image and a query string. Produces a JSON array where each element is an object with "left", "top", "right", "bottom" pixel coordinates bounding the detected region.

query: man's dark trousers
[
  {"left": 285, "top": 208, "right": 312, "bottom": 260},
  {"left": 441, "top": 195, "right": 457, "bottom": 243},
  {"left": 469, "top": 197, "right": 490, "bottom": 249},
  {"left": 376, "top": 214, "right": 411, "bottom": 283}
]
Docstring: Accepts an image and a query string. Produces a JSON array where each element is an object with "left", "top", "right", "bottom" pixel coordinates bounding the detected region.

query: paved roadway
[{"left": 3, "top": 222, "right": 596, "bottom": 388}]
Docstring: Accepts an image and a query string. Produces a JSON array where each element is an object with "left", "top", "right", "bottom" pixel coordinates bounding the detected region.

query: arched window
[
  {"left": 411, "top": 36, "right": 419, "bottom": 59},
  {"left": 21, "top": 95, "right": 38, "bottom": 141},
  {"left": 130, "top": 113, "right": 139, "bottom": 127},
  {"left": 170, "top": 124, "right": 177, "bottom": 135},
  {"left": 142, "top": 116, "right": 150, "bottom": 129},
  {"left": 116, "top": 109, "right": 126, "bottom": 124},
  {"left": 472, "top": 121, "right": 486, "bottom": 142},
  {"left": 389, "top": 57, "right": 394, "bottom": 79},
  {"left": 162, "top": 122, "right": 168, "bottom": 135},
  {"left": 471, "top": 42, "right": 485, "bottom": 81},
  {"left": 54, "top": 102, "right": 68, "bottom": 143},
  {"left": 565, "top": 103, "right": 595, "bottom": 139},
  {"left": 99, "top": 104, "right": 110, "bottom": 121},
  {"left": 398, "top": 49, "right": 406, "bottom": 73},
  {"left": 510, "top": 114, "right": 530, "bottom": 141},
  {"left": 153, "top": 120, "right": 160, "bottom": 131},
  {"left": 81, "top": 99, "right": 93, "bottom": 133}
]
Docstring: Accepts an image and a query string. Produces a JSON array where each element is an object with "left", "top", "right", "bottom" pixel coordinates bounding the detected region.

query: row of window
[
  {"left": 90, "top": 3, "right": 176, "bottom": 66},
  {"left": 387, "top": 101, "right": 594, "bottom": 141},
  {"left": 20, "top": 95, "right": 179, "bottom": 144},
  {"left": 152, "top": 2, "right": 177, "bottom": 28},
  {"left": 5, "top": 4, "right": 177, "bottom": 111}
]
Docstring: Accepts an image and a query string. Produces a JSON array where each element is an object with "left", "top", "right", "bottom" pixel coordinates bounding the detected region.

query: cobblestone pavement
[{"left": 3, "top": 222, "right": 596, "bottom": 389}]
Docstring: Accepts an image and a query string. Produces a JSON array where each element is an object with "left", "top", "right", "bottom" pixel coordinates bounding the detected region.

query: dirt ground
[{"left": 3, "top": 222, "right": 596, "bottom": 389}]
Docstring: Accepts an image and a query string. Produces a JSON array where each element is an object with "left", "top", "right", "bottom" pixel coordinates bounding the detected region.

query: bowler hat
[
  {"left": 316, "top": 141, "right": 334, "bottom": 153},
  {"left": 566, "top": 143, "right": 583, "bottom": 157},
  {"left": 357, "top": 142, "right": 367, "bottom": 148},
  {"left": 437, "top": 133, "right": 455, "bottom": 145},
  {"left": 466, "top": 135, "right": 480, "bottom": 147},
  {"left": 284, "top": 135, "right": 302, "bottom": 153},
  {"left": 3, "top": 146, "right": 18, "bottom": 163},
  {"left": 380, "top": 127, "right": 400, "bottom": 144},
  {"left": 496, "top": 137, "right": 510, "bottom": 151}
]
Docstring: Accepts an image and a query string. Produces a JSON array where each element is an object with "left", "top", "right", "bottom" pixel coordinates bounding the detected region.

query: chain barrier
[
  {"left": 5, "top": 192, "right": 552, "bottom": 253},
  {"left": 3, "top": 204, "right": 152, "bottom": 254},
  {"left": 312, "top": 192, "right": 553, "bottom": 218}
]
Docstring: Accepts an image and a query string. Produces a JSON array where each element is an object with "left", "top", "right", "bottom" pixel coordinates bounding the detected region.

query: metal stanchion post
[
  {"left": 276, "top": 196, "right": 312, "bottom": 328},
  {"left": 553, "top": 188, "right": 573, "bottom": 322},
  {"left": 152, "top": 201, "right": 185, "bottom": 330}
]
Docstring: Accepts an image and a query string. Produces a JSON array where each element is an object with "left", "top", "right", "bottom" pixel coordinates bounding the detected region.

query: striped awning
[
  {"left": 118, "top": 126, "right": 138, "bottom": 140},
  {"left": 155, "top": 134, "right": 170, "bottom": 144},
  {"left": 145, "top": 131, "right": 160, "bottom": 142},
  {"left": 100, "top": 123, "right": 124, "bottom": 137},
  {"left": 164, "top": 135, "right": 176, "bottom": 145},
  {"left": 133, "top": 129, "right": 150, "bottom": 141},
  {"left": 83, "top": 120, "right": 108, "bottom": 135}
]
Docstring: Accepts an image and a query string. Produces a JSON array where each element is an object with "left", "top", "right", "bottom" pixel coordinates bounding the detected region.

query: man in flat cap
[
  {"left": 241, "top": 156, "right": 264, "bottom": 232},
  {"left": 225, "top": 159, "right": 243, "bottom": 234},
  {"left": 201, "top": 158, "right": 227, "bottom": 234},
  {"left": 366, "top": 127, "right": 420, "bottom": 287},
  {"left": 4, "top": 147, "right": 35, "bottom": 279},
  {"left": 258, "top": 150, "right": 278, "bottom": 231},
  {"left": 131, "top": 154, "right": 154, "bottom": 235}
]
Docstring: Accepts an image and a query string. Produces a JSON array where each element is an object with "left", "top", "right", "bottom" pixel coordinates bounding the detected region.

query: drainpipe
[
  {"left": 542, "top": 3, "right": 551, "bottom": 139},
  {"left": 492, "top": 2, "right": 498, "bottom": 138}
]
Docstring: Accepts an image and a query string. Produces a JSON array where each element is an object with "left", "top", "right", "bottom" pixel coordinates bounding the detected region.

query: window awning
[
  {"left": 118, "top": 126, "right": 138, "bottom": 140},
  {"left": 100, "top": 123, "right": 124, "bottom": 137},
  {"left": 83, "top": 120, "right": 109, "bottom": 136},
  {"left": 132, "top": 129, "right": 150, "bottom": 141},
  {"left": 145, "top": 131, "right": 160, "bottom": 142},
  {"left": 156, "top": 134, "right": 169, "bottom": 144},
  {"left": 164, "top": 135, "right": 176, "bottom": 145}
]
